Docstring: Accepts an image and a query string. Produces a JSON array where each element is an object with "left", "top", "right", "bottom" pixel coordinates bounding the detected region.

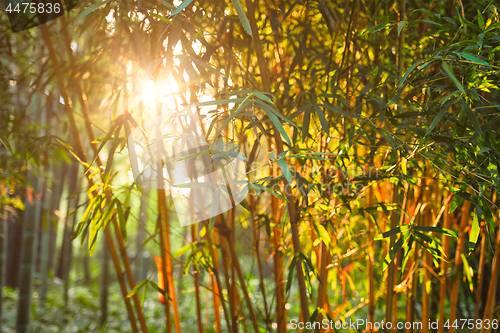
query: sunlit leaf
[{"left": 231, "top": 0, "right": 253, "bottom": 37}]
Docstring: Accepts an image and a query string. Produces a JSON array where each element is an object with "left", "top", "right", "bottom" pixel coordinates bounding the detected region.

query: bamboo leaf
[
  {"left": 460, "top": 253, "right": 474, "bottom": 291},
  {"left": 214, "top": 96, "right": 252, "bottom": 141},
  {"left": 285, "top": 254, "right": 300, "bottom": 297},
  {"left": 127, "top": 279, "right": 150, "bottom": 298},
  {"left": 251, "top": 183, "right": 287, "bottom": 201},
  {"left": 468, "top": 210, "right": 480, "bottom": 254},
  {"left": 173, "top": 243, "right": 192, "bottom": 258},
  {"left": 413, "top": 226, "right": 457, "bottom": 238},
  {"left": 148, "top": 280, "right": 170, "bottom": 300},
  {"left": 425, "top": 108, "right": 447, "bottom": 136},
  {"left": 257, "top": 101, "right": 300, "bottom": 130},
  {"left": 441, "top": 61, "right": 465, "bottom": 94},
  {"left": 361, "top": 22, "right": 396, "bottom": 35},
  {"left": 170, "top": 0, "right": 194, "bottom": 16},
  {"left": 0, "top": 134, "right": 13, "bottom": 154},
  {"left": 459, "top": 99, "right": 483, "bottom": 137},
  {"left": 320, "top": 104, "right": 359, "bottom": 119},
  {"left": 116, "top": 200, "right": 127, "bottom": 242},
  {"left": 75, "top": 0, "right": 111, "bottom": 23},
  {"left": 373, "top": 224, "right": 411, "bottom": 241},
  {"left": 453, "top": 51, "right": 489, "bottom": 66},
  {"left": 261, "top": 102, "right": 292, "bottom": 146},
  {"left": 397, "top": 21, "right": 406, "bottom": 36},
  {"left": 276, "top": 159, "right": 292, "bottom": 183},
  {"left": 187, "top": 56, "right": 226, "bottom": 77},
  {"left": 150, "top": 12, "right": 171, "bottom": 23},
  {"left": 313, "top": 105, "right": 330, "bottom": 136},
  {"left": 231, "top": 0, "right": 253, "bottom": 37},
  {"left": 383, "top": 231, "right": 411, "bottom": 271}
]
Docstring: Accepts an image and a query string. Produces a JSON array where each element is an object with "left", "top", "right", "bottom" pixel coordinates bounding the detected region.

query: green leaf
[
  {"left": 373, "top": 224, "right": 411, "bottom": 241},
  {"left": 183, "top": 254, "right": 193, "bottom": 276},
  {"left": 454, "top": 191, "right": 478, "bottom": 204},
  {"left": 361, "top": 22, "right": 396, "bottom": 35},
  {"left": 253, "top": 91, "right": 274, "bottom": 105},
  {"left": 413, "top": 226, "right": 457, "bottom": 238},
  {"left": 397, "top": 21, "right": 406, "bottom": 36},
  {"left": 477, "top": 10, "right": 485, "bottom": 30},
  {"left": 213, "top": 95, "right": 252, "bottom": 141},
  {"left": 72, "top": 195, "right": 100, "bottom": 240},
  {"left": 116, "top": 200, "right": 127, "bottom": 242},
  {"left": 148, "top": 281, "right": 170, "bottom": 300},
  {"left": 170, "top": 0, "right": 193, "bottom": 16},
  {"left": 453, "top": 51, "right": 489, "bottom": 66},
  {"left": 127, "top": 279, "right": 149, "bottom": 298},
  {"left": 158, "top": 0, "right": 175, "bottom": 9},
  {"left": 173, "top": 244, "right": 192, "bottom": 258},
  {"left": 302, "top": 108, "right": 311, "bottom": 142},
  {"left": 276, "top": 159, "right": 292, "bottom": 183},
  {"left": 285, "top": 254, "right": 300, "bottom": 296},
  {"left": 468, "top": 210, "right": 480, "bottom": 254},
  {"left": 251, "top": 183, "right": 287, "bottom": 201},
  {"left": 150, "top": 12, "right": 170, "bottom": 23},
  {"left": 320, "top": 104, "right": 360, "bottom": 119},
  {"left": 261, "top": 103, "right": 292, "bottom": 146},
  {"left": 425, "top": 108, "right": 447, "bottom": 136},
  {"left": 459, "top": 99, "right": 483, "bottom": 137},
  {"left": 255, "top": 100, "right": 299, "bottom": 130},
  {"left": 141, "top": 282, "right": 149, "bottom": 309},
  {"left": 231, "top": 0, "right": 253, "bottom": 37},
  {"left": 0, "top": 134, "right": 13, "bottom": 154},
  {"left": 75, "top": 0, "right": 111, "bottom": 23},
  {"left": 187, "top": 56, "right": 226, "bottom": 77},
  {"left": 460, "top": 253, "right": 474, "bottom": 292},
  {"left": 376, "top": 128, "right": 398, "bottom": 149},
  {"left": 441, "top": 61, "right": 464, "bottom": 94},
  {"left": 313, "top": 105, "right": 330, "bottom": 136},
  {"left": 383, "top": 231, "right": 411, "bottom": 271}
]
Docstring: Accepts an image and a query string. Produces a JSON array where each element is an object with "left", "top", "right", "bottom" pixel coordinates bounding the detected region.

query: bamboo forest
[{"left": 1, "top": 0, "right": 500, "bottom": 331}]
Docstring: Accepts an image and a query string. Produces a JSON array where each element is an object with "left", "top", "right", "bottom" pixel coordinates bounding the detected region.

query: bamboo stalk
[
  {"left": 366, "top": 167, "right": 375, "bottom": 333},
  {"left": 249, "top": 193, "right": 270, "bottom": 331},
  {"left": 225, "top": 228, "right": 260, "bottom": 333},
  {"left": 100, "top": 232, "right": 110, "bottom": 326},
  {"left": 244, "top": 0, "right": 310, "bottom": 320},
  {"left": 204, "top": 222, "right": 232, "bottom": 333},
  {"left": 448, "top": 200, "right": 471, "bottom": 333},
  {"left": 157, "top": 188, "right": 172, "bottom": 333},
  {"left": 220, "top": 234, "right": 237, "bottom": 332},
  {"left": 482, "top": 220, "right": 500, "bottom": 333},
  {"left": 16, "top": 88, "right": 44, "bottom": 333},
  {"left": 438, "top": 194, "right": 453, "bottom": 333},
  {"left": 421, "top": 170, "right": 432, "bottom": 333},
  {"left": 107, "top": 189, "right": 149, "bottom": 333},
  {"left": 471, "top": 229, "right": 486, "bottom": 333},
  {"left": 314, "top": 239, "right": 328, "bottom": 333},
  {"left": 385, "top": 180, "right": 399, "bottom": 332},
  {"left": 191, "top": 224, "right": 204, "bottom": 333}
]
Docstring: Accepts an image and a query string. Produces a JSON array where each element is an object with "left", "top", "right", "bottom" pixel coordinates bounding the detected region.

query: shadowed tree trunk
[{"left": 16, "top": 91, "right": 43, "bottom": 333}]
